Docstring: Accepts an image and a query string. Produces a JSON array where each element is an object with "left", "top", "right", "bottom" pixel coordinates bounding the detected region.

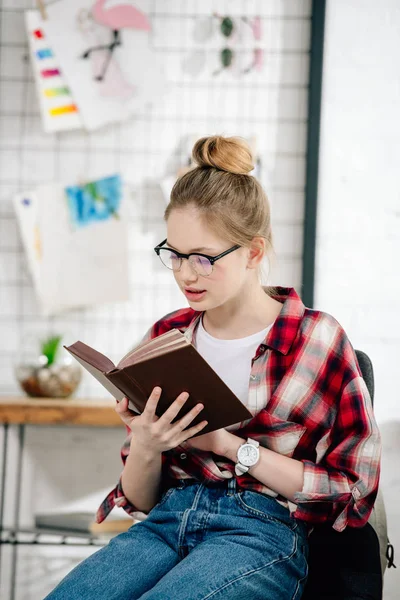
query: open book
[{"left": 64, "top": 329, "right": 252, "bottom": 435}]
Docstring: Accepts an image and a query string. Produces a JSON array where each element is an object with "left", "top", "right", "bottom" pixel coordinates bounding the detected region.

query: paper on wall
[
  {"left": 25, "top": 10, "right": 83, "bottom": 133},
  {"left": 13, "top": 174, "right": 130, "bottom": 316},
  {"left": 43, "top": 0, "right": 169, "bottom": 130}
]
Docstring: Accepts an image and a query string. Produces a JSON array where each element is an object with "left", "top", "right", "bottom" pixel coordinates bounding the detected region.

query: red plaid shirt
[{"left": 96, "top": 286, "right": 381, "bottom": 532}]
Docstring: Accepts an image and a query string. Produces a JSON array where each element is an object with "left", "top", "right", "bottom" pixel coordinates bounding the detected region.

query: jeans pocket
[
  {"left": 235, "top": 490, "right": 296, "bottom": 530},
  {"left": 154, "top": 487, "right": 175, "bottom": 509}
]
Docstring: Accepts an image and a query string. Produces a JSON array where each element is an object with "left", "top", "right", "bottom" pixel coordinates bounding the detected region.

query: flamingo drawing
[{"left": 81, "top": 1, "right": 151, "bottom": 81}]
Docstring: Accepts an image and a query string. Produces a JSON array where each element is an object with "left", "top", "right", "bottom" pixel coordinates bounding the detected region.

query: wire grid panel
[{"left": 0, "top": 0, "right": 311, "bottom": 398}]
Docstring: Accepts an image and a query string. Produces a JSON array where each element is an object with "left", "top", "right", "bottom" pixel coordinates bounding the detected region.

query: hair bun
[{"left": 192, "top": 135, "right": 254, "bottom": 175}]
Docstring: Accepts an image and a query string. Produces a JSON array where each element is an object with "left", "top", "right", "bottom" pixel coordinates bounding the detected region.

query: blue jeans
[{"left": 45, "top": 477, "right": 309, "bottom": 600}]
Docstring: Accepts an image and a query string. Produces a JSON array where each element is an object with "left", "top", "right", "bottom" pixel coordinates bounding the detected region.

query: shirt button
[{"left": 180, "top": 453, "right": 187, "bottom": 459}]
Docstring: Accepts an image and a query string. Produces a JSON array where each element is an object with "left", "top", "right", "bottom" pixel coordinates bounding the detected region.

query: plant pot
[{"left": 15, "top": 357, "right": 82, "bottom": 398}]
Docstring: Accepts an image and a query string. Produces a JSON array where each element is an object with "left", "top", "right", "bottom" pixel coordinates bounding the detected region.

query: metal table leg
[
  {"left": 0, "top": 423, "right": 9, "bottom": 587},
  {"left": 0, "top": 424, "right": 25, "bottom": 600},
  {"left": 10, "top": 425, "right": 25, "bottom": 600}
]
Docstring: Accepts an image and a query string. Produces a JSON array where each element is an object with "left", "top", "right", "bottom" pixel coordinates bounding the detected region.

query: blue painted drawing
[{"left": 65, "top": 174, "right": 121, "bottom": 227}]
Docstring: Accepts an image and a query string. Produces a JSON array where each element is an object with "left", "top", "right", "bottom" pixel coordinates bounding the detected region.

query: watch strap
[
  {"left": 235, "top": 462, "right": 249, "bottom": 476},
  {"left": 247, "top": 437, "right": 259, "bottom": 448}
]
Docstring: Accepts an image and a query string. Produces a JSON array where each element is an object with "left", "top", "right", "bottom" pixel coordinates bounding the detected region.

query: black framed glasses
[{"left": 154, "top": 239, "right": 241, "bottom": 276}]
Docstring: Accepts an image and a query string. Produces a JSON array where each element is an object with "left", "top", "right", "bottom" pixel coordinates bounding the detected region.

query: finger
[
  {"left": 170, "top": 402, "right": 204, "bottom": 433},
  {"left": 115, "top": 396, "right": 128, "bottom": 413},
  {"left": 115, "top": 397, "right": 135, "bottom": 420},
  {"left": 158, "top": 391, "right": 190, "bottom": 425},
  {"left": 142, "top": 386, "right": 162, "bottom": 420},
  {"left": 177, "top": 420, "right": 208, "bottom": 445}
]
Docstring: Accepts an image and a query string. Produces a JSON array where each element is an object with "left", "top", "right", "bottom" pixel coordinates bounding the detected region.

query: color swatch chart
[{"left": 25, "top": 10, "right": 82, "bottom": 133}]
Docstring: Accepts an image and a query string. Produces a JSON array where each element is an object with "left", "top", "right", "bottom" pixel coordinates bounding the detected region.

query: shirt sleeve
[
  {"left": 293, "top": 375, "right": 381, "bottom": 532},
  {"left": 96, "top": 325, "right": 157, "bottom": 524}
]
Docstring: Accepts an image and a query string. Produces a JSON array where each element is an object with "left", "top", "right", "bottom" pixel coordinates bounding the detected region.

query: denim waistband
[{"left": 173, "top": 477, "right": 238, "bottom": 493}]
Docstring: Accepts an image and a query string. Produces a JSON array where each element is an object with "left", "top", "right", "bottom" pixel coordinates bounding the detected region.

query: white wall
[
  {"left": 316, "top": 1, "right": 400, "bottom": 597},
  {"left": 0, "top": 1, "right": 312, "bottom": 597},
  {"left": 315, "top": 0, "right": 400, "bottom": 427}
]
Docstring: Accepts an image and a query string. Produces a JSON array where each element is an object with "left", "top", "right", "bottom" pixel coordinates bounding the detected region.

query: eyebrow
[{"left": 166, "top": 241, "right": 218, "bottom": 253}]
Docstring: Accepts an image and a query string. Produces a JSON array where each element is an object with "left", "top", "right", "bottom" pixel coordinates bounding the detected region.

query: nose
[{"left": 179, "top": 258, "right": 198, "bottom": 281}]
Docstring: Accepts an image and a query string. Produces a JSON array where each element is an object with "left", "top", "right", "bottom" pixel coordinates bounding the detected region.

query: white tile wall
[
  {"left": 316, "top": 1, "right": 400, "bottom": 597},
  {"left": 0, "top": 1, "right": 311, "bottom": 597}
]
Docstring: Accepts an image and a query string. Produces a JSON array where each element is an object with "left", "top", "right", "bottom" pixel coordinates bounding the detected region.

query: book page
[
  {"left": 117, "top": 329, "right": 187, "bottom": 368},
  {"left": 131, "top": 339, "right": 188, "bottom": 365},
  {"left": 117, "top": 341, "right": 143, "bottom": 366}
]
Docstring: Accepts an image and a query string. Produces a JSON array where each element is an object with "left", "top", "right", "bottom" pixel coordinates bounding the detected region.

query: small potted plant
[{"left": 15, "top": 335, "right": 82, "bottom": 398}]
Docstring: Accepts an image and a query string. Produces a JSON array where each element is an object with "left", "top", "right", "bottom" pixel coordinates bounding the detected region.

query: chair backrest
[
  {"left": 303, "top": 350, "right": 384, "bottom": 600},
  {"left": 354, "top": 350, "right": 388, "bottom": 574},
  {"left": 355, "top": 349, "right": 374, "bottom": 407}
]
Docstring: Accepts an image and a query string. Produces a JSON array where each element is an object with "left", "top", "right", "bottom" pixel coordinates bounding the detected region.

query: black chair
[{"left": 302, "top": 350, "right": 387, "bottom": 600}]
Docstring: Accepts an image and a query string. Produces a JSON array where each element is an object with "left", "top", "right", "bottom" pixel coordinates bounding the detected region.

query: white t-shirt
[{"left": 195, "top": 315, "right": 273, "bottom": 430}]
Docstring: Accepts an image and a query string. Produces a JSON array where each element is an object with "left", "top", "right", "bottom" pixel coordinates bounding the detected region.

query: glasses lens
[
  {"left": 189, "top": 255, "right": 213, "bottom": 276},
  {"left": 158, "top": 249, "right": 181, "bottom": 271}
]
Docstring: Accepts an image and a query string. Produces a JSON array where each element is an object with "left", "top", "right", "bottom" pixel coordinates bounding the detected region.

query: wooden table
[
  {"left": 0, "top": 395, "right": 124, "bottom": 600},
  {"left": 0, "top": 395, "right": 124, "bottom": 427}
]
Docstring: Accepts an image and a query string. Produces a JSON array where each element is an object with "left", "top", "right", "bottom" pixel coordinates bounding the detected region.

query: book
[
  {"left": 64, "top": 328, "right": 252, "bottom": 435},
  {"left": 34, "top": 488, "right": 137, "bottom": 536},
  {"left": 35, "top": 513, "right": 133, "bottom": 536}
]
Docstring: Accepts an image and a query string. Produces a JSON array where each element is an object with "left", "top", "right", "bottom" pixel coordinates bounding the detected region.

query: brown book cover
[{"left": 64, "top": 329, "right": 252, "bottom": 436}]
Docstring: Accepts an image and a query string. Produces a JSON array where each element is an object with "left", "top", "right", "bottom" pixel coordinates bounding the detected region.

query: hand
[
  {"left": 114, "top": 388, "right": 208, "bottom": 456},
  {"left": 182, "top": 428, "right": 231, "bottom": 455}
]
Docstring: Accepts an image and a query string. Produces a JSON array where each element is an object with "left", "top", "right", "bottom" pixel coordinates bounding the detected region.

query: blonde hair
[{"left": 164, "top": 135, "right": 276, "bottom": 286}]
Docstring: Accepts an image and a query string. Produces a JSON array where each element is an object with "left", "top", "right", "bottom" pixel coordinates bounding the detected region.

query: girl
[{"left": 47, "top": 136, "right": 381, "bottom": 600}]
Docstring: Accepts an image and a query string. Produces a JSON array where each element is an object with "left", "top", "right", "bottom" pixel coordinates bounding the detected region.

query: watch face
[{"left": 238, "top": 444, "right": 259, "bottom": 466}]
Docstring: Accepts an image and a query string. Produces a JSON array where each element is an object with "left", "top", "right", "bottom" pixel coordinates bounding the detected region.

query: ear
[{"left": 246, "top": 237, "right": 265, "bottom": 269}]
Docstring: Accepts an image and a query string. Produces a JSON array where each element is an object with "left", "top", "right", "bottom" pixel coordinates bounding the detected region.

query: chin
[{"left": 186, "top": 296, "right": 209, "bottom": 307}]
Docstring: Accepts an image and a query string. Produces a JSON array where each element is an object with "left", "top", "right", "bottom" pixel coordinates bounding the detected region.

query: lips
[{"left": 184, "top": 288, "right": 207, "bottom": 301}]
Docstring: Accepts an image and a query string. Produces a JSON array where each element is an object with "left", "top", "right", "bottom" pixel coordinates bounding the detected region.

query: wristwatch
[{"left": 235, "top": 438, "right": 260, "bottom": 476}]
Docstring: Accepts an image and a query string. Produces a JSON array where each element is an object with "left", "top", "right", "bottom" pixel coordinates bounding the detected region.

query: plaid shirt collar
[{"left": 183, "top": 286, "right": 305, "bottom": 356}]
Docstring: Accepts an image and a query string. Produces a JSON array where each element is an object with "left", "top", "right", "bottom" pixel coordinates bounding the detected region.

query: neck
[{"left": 203, "top": 282, "right": 283, "bottom": 340}]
